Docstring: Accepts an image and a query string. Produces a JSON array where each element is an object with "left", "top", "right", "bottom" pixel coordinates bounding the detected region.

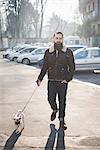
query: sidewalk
[{"left": 0, "top": 57, "right": 100, "bottom": 149}]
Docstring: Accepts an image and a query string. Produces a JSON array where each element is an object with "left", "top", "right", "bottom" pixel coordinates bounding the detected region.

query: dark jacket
[{"left": 38, "top": 45, "right": 75, "bottom": 82}]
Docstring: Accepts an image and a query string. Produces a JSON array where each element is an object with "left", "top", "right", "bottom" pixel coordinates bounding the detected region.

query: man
[{"left": 36, "top": 32, "right": 75, "bottom": 130}]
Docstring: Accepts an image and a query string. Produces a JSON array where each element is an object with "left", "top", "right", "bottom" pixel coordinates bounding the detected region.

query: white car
[
  {"left": 8, "top": 46, "right": 38, "bottom": 61},
  {"left": 2, "top": 44, "right": 32, "bottom": 59},
  {"left": 17, "top": 47, "right": 49, "bottom": 65},
  {"left": 74, "top": 47, "right": 100, "bottom": 71}
]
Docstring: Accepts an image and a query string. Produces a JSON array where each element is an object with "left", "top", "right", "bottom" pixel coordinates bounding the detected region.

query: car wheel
[
  {"left": 2, "top": 55, "right": 5, "bottom": 58},
  {"left": 22, "top": 58, "right": 30, "bottom": 65},
  {"left": 13, "top": 57, "right": 17, "bottom": 62},
  {"left": 38, "top": 59, "right": 44, "bottom": 67}
]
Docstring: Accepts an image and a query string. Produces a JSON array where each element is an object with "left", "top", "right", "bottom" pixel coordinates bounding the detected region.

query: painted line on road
[{"left": 73, "top": 79, "right": 100, "bottom": 89}]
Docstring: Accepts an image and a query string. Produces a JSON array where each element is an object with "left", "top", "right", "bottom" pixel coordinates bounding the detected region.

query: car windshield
[
  {"left": 69, "top": 46, "right": 84, "bottom": 51},
  {"left": 33, "top": 48, "right": 47, "bottom": 54},
  {"left": 75, "top": 50, "right": 88, "bottom": 59},
  {"left": 20, "top": 47, "right": 37, "bottom": 54}
]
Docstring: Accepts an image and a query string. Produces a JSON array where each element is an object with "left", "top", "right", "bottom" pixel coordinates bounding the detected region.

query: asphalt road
[
  {"left": 74, "top": 71, "right": 100, "bottom": 85},
  {"left": 31, "top": 64, "right": 100, "bottom": 86}
]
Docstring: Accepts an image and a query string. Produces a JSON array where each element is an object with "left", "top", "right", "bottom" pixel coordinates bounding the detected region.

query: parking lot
[{"left": 2, "top": 43, "right": 100, "bottom": 88}]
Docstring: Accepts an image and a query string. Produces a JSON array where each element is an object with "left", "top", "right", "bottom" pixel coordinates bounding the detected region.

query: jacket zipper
[{"left": 54, "top": 50, "right": 58, "bottom": 80}]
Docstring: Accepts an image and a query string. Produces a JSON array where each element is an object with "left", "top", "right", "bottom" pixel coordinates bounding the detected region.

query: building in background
[
  {"left": 79, "top": 0, "right": 100, "bottom": 46},
  {"left": 64, "top": 36, "right": 82, "bottom": 45}
]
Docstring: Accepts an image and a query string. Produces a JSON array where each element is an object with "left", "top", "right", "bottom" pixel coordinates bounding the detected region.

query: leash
[
  {"left": 21, "top": 85, "right": 38, "bottom": 113},
  {"left": 13, "top": 85, "right": 38, "bottom": 125}
]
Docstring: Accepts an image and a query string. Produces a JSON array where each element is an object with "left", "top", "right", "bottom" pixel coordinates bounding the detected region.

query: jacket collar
[{"left": 49, "top": 44, "right": 66, "bottom": 53}]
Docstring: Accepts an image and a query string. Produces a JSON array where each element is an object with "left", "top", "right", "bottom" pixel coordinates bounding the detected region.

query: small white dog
[{"left": 13, "top": 110, "right": 25, "bottom": 134}]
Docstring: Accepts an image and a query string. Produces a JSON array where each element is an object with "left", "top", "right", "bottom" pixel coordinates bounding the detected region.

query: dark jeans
[{"left": 48, "top": 80, "right": 68, "bottom": 121}]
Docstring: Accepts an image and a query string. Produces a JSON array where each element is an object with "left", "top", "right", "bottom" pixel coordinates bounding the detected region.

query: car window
[
  {"left": 75, "top": 50, "right": 88, "bottom": 59},
  {"left": 35, "top": 48, "right": 44, "bottom": 54},
  {"left": 16, "top": 47, "right": 25, "bottom": 52},
  {"left": 20, "top": 49, "right": 28, "bottom": 53},
  {"left": 20, "top": 48, "right": 35, "bottom": 54},
  {"left": 90, "top": 49, "right": 100, "bottom": 58},
  {"left": 20, "top": 49, "right": 29, "bottom": 54}
]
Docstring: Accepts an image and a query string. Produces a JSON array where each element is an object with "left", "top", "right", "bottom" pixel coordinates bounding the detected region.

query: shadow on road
[
  {"left": 3, "top": 129, "right": 22, "bottom": 150},
  {"left": 45, "top": 124, "right": 65, "bottom": 150}
]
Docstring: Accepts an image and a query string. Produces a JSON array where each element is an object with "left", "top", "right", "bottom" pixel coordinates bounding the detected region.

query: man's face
[{"left": 53, "top": 33, "right": 63, "bottom": 44}]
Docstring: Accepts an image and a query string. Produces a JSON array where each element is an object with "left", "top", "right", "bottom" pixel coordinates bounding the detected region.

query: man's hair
[{"left": 53, "top": 32, "right": 63, "bottom": 37}]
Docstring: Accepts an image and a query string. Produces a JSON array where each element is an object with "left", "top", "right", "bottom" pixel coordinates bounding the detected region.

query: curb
[{"left": 73, "top": 79, "right": 100, "bottom": 89}]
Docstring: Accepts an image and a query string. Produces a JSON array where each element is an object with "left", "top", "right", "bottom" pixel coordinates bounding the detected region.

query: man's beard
[{"left": 54, "top": 43, "right": 63, "bottom": 51}]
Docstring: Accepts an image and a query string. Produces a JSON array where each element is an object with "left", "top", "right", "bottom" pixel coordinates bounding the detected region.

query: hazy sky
[
  {"left": 30, "top": 0, "right": 79, "bottom": 24},
  {"left": 44, "top": 0, "right": 79, "bottom": 23}
]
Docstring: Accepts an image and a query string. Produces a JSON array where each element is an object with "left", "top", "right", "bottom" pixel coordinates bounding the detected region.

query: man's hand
[
  {"left": 61, "top": 80, "right": 68, "bottom": 84},
  {"left": 36, "top": 79, "right": 41, "bottom": 86}
]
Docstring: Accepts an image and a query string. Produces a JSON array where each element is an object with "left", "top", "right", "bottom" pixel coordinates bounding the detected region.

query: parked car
[
  {"left": 17, "top": 47, "right": 49, "bottom": 65},
  {"left": 74, "top": 47, "right": 100, "bottom": 71},
  {"left": 2, "top": 44, "right": 32, "bottom": 59},
  {"left": 8, "top": 46, "right": 38, "bottom": 61},
  {"left": 39, "top": 47, "right": 100, "bottom": 71}
]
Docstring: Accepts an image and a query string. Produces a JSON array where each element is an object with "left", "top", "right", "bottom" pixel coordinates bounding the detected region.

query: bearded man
[{"left": 37, "top": 32, "right": 75, "bottom": 130}]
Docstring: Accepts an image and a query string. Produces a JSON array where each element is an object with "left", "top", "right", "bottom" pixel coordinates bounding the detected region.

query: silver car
[
  {"left": 17, "top": 47, "right": 49, "bottom": 65},
  {"left": 8, "top": 46, "right": 38, "bottom": 61},
  {"left": 2, "top": 44, "right": 32, "bottom": 59},
  {"left": 74, "top": 47, "right": 100, "bottom": 71}
]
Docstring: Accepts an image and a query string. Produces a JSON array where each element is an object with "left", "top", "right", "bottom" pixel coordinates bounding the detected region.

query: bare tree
[
  {"left": 38, "top": 0, "right": 47, "bottom": 39},
  {"left": 3, "top": 0, "right": 40, "bottom": 39},
  {"left": 19, "top": 0, "right": 39, "bottom": 38},
  {"left": 48, "top": 14, "right": 68, "bottom": 37},
  {"left": 3, "top": 0, "right": 22, "bottom": 38}
]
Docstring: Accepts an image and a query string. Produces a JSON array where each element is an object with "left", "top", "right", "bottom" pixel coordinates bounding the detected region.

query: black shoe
[
  {"left": 51, "top": 110, "right": 57, "bottom": 121},
  {"left": 60, "top": 121, "right": 67, "bottom": 130}
]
